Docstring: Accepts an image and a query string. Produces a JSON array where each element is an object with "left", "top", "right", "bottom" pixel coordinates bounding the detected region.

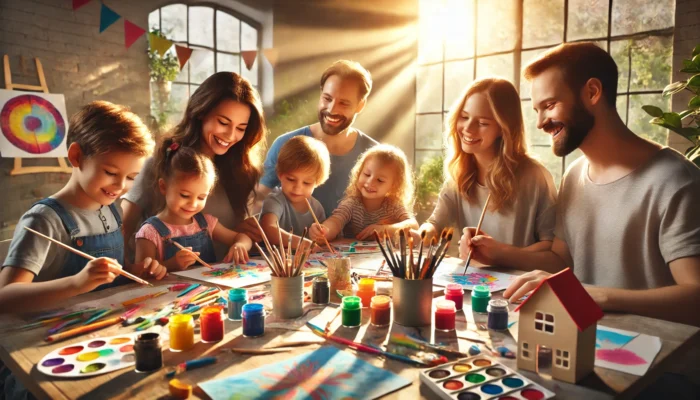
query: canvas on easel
[{"left": 2, "top": 55, "right": 71, "bottom": 175}]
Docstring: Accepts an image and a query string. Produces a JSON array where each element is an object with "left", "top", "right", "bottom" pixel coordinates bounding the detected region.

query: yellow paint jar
[{"left": 169, "top": 314, "right": 194, "bottom": 352}]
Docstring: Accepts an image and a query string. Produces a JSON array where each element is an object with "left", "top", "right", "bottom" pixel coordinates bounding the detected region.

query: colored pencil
[
  {"left": 463, "top": 193, "right": 491, "bottom": 275},
  {"left": 82, "top": 308, "right": 115, "bottom": 325},
  {"left": 304, "top": 198, "right": 335, "bottom": 254},
  {"left": 23, "top": 227, "right": 151, "bottom": 286},
  {"left": 176, "top": 283, "right": 201, "bottom": 297},
  {"left": 170, "top": 241, "right": 213, "bottom": 269},
  {"left": 122, "top": 289, "right": 168, "bottom": 307},
  {"left": 47, "top": 317, "right": 82, "bottom": 335},
  {"left": 45, "top": 316, "right": 124, "bottom": 342}
]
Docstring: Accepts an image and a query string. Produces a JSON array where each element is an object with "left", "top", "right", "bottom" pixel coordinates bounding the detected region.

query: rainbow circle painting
[{"left": 0, "top": 94, "right": 66, "bottom": 154}]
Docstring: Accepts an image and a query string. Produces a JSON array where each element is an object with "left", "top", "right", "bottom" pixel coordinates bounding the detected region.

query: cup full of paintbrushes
[
  {"left": 271, "top": 270, "right": 305, "bottom": 319},
  {"left": 392, "top": 276, "right": 432, "bottom": 327}
]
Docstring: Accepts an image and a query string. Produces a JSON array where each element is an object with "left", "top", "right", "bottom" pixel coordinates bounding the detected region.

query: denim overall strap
[
  {"left": 161, "top": 213, "right": 217, "bottom": 264},
  {"left": 34, "top": 198, "right": 80, "bottom": 238},
  {"left": 143, "top": 216, "right": 172, "bottom": 238}
]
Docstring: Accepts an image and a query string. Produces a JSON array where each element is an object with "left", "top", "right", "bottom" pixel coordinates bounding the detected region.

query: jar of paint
[
  {"left": 312, "top": 276, "right": 330, "bottom": 304},
  {"left": 134, "top": 332, "right": 162, "bottom": 373},
  {"left": 487, "top": 299, "right": 509, "bottom": 330},
  {"left": 271, "top": 273, "right": 304, "bottom": 319},
  {"left": 341, "top": 296, "right": 362, "bottom": 328},
  {"left": 435, "top": 299, "right": 457, "bottom": 331},
  {"left": 227, "top": 288, "right": 247, "bottom": 321},
  {"left": 444, "top": 283, "right": 464, "bottom": 310},
  {"left": 200, "top": 305, "right": 225, "bottom": 343},
  {"left": 356, "top": 278, "right": 376, "bottom": 307},
  {"left": 370, "top": 295, "right": 391, "bottom": 327},
  {"left": 168, "top": 314, "right": 194, "bottom": 352},
  {"left": 327, "top": 257, "right": 352, "bottom": 293},
  {"left": 471, "top": 285, "right": 491, "bottom": 313},
  {"left": 242, "top": 303, "right": 265, "bottom": 337}
]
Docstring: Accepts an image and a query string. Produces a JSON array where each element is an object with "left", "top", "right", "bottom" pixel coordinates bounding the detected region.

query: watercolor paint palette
[
  {"left": 37, "top": 334, "right": 137, "bottom": 378},
  {"left": 419, "top": 356, "right": 554, "bottom": 400}
]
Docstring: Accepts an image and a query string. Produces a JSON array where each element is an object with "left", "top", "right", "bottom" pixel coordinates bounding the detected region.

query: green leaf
[
  {"left": 663, "top": 112, "right": 682, "bottom": 128},
  {"left": 663, "top": 81, "right": 687, "bottom": 97},
  {"left": 679, "top": 127, "right": 700, "bottom": 142},
  {"left": 688, "top": 74, "right": 700, "bottom": 88},
  {"left": 681, "top": 67, "right": 700, "bottom": 74},
  {"left": 694, "top": 44, "right": 700, "bottom": 58},
  {"left": 642, "top": 105, "right": 664, "bottom": 117},
  {"left": 689, "top": 95, "right": 700, "bottom": 110},
  {"left": 694, "top": 54, "right": 700, "bottom": 67}
]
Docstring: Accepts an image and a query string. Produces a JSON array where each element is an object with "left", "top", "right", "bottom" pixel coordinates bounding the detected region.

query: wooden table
[{"left": 1, "top": 255, "right": 698, "bottom": 400}]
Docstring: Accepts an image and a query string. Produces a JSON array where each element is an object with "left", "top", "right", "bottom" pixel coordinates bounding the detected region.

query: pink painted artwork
[
  {"left": 595, "top": 348, "right": 647, "bottom": 365},
  {"left": 594, "top": 326, "right": 661, "bottom": 376}
]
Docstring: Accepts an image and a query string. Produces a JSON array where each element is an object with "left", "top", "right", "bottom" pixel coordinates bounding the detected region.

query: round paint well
[
  {"left": 485, "top": 367, "right": 506, "bottom": 377},
  {"left": 443, "top": 380, "right": 464, "bottom": 390},
  {"left": 520, "top": 389, "right": 545, "bottom": 400},
  {"left": 87, "top": 340, "right": 105, "bottom": 348},
  {"left": 453, "top": 363, "right": 472, "bottom": 372},
  {"left": 58, "top": 346, "right": 83, "bottom": 355},
  {"left": 109, "top": 337, "right": 130, "bottom": 345},
  {"left": 51, "top": 364, "right": 74, "bottom": 374},
  {"left": 41, "top": 358, "right": 64, "bottom": 367},
  {"left": 480, "top": 384, "right": 503, "bottom": 395},
  {"left": 119, "top": 344, "right": 134, "bottom": 353},
  {"left": 472, "top": 359, "right": 491, "bottom": 367},
  {"left": 502, "top": 377, "right": 524, "bottom": 388},
  {"left": 98, "top": 349, "right": 114, "bottom": 357},
  {"left": 80, "top": 363, "right": 106, "bottom": 374},
  {"left": 465, "top": 373, "right": 486, "bottom": 384},
  {"left": 76, "top": 351, "right": 100, "bottom": 362},
  {"left": 429, "top": 369, "right": 450, "bottom": 379},
  {"left": 456, "top": 393, "right": 481, "bottom": 400},
  {"left": 121, "top": 353, "right": 135, "bottom": 363},
  {"left": 107, "top": 359, "right": 122, "bottom": 367}
]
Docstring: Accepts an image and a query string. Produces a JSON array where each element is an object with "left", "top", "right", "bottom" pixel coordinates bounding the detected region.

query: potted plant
[
  {"left": 149, "top": 29, "right": 180, "bottom": 119},
  {"left": 415, "top": 154, "right": 445, "bottom": 222},
  {"left": 642, "top": 44, "right": 700, "bottom": 166}
]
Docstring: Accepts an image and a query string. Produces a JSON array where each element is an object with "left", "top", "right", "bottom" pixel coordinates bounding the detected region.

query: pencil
[
  {"left": 463, "top": 193, "right": 491, "bottom": 275},
  {"left": 23, "top": 227, "right": 151, "bottom": 286},
  {"left": 45, "top": 316, "right": 124, "bottom": 342},
  {"left": 304, "top": 198, "right": 335, "bottom": 255},
  {"left": 170, "top": 241, "right": 213, "bottom": 269}
]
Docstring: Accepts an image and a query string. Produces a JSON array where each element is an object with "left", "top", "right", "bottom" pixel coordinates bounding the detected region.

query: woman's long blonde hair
[
  {"left": 446, "top": 77, "right": 530, "bottom": 212},
  {"left": 345, "top": 144, "right": 415, "bottom": 212}
]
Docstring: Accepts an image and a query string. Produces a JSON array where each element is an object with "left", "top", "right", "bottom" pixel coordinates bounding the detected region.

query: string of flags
[{"left": 72, "top": 0, "right": 279, "bottom": 70}]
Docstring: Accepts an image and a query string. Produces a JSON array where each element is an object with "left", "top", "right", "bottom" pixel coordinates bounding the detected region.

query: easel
[{"left": 3, "top": 54, "right": 71, "bottom": 175}]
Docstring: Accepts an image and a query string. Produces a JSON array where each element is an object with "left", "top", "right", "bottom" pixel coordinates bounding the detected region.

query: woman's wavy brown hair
[{"left": 446, "top": 77, "right": 531, "bottom": 212}]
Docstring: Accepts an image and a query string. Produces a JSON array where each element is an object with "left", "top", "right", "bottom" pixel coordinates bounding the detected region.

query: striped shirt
[{"left": 330, "top": 196, "right": 412, "bottom": 238}]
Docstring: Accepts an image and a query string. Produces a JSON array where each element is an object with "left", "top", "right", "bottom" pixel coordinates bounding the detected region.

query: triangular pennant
[
  {"left": 72, "top": 0, "right": 91, "bottom": 11},
  {"left": 241, "top": 50, "right": 257, "bottom": 71},
  {"left": 124, "top": 20, "right": 146, "bottom": 49},
  {"left": 148, "top": 32, "right": 173, "bottom": 57},
  {"left": 175, "top": 45, "right": 193, "bottom": 70},
  {"left": 99, "top": 3, "right": 121, "bottom": 33},
  {"left": 262, "top": 48, "right": 279, "bottom": 68}
]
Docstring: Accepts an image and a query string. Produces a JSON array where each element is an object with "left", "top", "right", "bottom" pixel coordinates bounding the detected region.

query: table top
[{"left": 1, "top": 253, "right": 698, "bottom": 400}]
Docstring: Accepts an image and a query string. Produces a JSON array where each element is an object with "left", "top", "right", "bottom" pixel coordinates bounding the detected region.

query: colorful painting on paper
[
  {"left": 0, "top": 89, "right": 68, "bottom": 158},
  {"left": 433, "top": 267, "right": 517, "bottom": 292},
  {"left": 200, "top": 346, "right": 410, "bottom": 400},
  {"left": 173, "top": 260, "right": 272, "bottom": 288},
  {"left": 333, "top": 240, "right": 382, "bottom": 254},
  {"left": 594, "top": 326, "right": 661, "bottom": 376}
]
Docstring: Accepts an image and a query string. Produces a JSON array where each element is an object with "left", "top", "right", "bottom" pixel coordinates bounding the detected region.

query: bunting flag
[
  {"left": 149, "top": 33, "right": 173, "bottom": 57},
  {"left": 99, "top": 4, "right": 121, "bottom": 33},
  {"left": 175, "top": 45, "right": 193, "bottom": 70},
  {"left": 262, "top": 48, "right": 279, "bottom": 68},
  {"left": 72, "top": 0, "right": 91, "bottom": 11},
  {"left": 124, "top": 20, "right": 146, "bottom": 49},
  {"left": 241, "top": 50, "right": 257, "bottom": 71}
]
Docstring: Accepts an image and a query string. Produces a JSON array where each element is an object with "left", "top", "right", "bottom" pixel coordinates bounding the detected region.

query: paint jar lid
[
  {"left": 169, "top": 314, "right": 193, "bottom": 326},
  {"left": 436, "top": 299, "right": 456, "bottom": 312},
  {"left": 136, "top": 332, "right": 160, "bottom": 342},
  {"left": 313, "top": 276, "right": 329, "bottom": 286},
  {"left": 445, "top": 283, "right": 464, "bottom": 294},
  {"left": 472, "top": 285, "right": 491, "bottom": 297},
  {"left": 201, "top": 305, "right": 224, "bottom": 317},
  {"left": 487, "top": 299, "right": 509, "bottom": 312},
  {"left": 358, "top": 278, "right": 375, "bottom": 291},
  {"left": 228, "top": 288, "right": 247, "bottom": 302},
  {"left": 242, "top": 303, "right": 264, "bottom": 315},
  {"left": 370, "top": 295, "right": 391, "bottom": 309},
  {"left": 342, "top": 296, "right": 361, "bottom": 310}
]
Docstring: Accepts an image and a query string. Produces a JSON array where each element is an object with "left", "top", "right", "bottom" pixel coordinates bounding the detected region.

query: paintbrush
[
  {"left": 275, "top": 220, "right": 286, "bottom": 269},
  {"left": 384, "top": 230, "right": 399, "bottom": 276},
  {"left": 23, "top": 227, "right": 151, "bottom": 286},
  {"left": 254, "top": 243, "right": 279, "bottom": 276},
  {"left": 45, "top": 316, "right": 124, "bottom": 342},
  {"left": 373, "top": 230, "right": 394, "bottom": 274},
  {"left": 463, "top": 193, "right": 491, "bottom": 275},
  {"left": 171, "top": 241, "right": 213, "bottom": 269},
  {"left": 399, "top": 229, "right": 406, "bottom": 278},
  {"left": 428, "top": 229, "right": 453, "bottom": 278},
  {"left": 287, "top": 227, "right": 293, "bottom": 275},
  {"left": 304, "top": 198, "right": 335, "bottom": 254},
  {"left": 420, "top": 237, "right": 438, "bottom": 279},
  {"left": 252, "top": 217, "right": 277, "bottom": 267},
  {"left": 416, "top": 230, "right": 426, "bottom": 278},
  {"left": 409, "top": 233, "right": 415, "bottom": 279}
]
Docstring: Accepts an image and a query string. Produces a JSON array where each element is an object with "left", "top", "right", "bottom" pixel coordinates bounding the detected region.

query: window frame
[
  {"left": 534, "top": 310, "right": 555, "bottom": 334},
  {"left": 555, "top": 348, "right": 571, "bottom": 369}
]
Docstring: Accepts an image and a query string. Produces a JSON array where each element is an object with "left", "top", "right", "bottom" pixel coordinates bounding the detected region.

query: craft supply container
[
  {"left": 168, "top": 314, "right": 194, "bottom": 352},
  {"left": 471, "top": 285, "right": 491, "bottom": 313},
  {"left": 370, "top": 295, "right": 391, "bottom": 327},
  {"left": 200, "top": 306, "right": 225, "bottom": 343},
  {"left": 242, "top": 303, "right": 265, "bottom": 337},
  {"left": 435, "top": 299, "right": 457, "bottom": 331},
  {"left": 487, "top": 299, "right": 509, "bottom": 331},
  {"left": 356, "top": 278, "right": 376, "bottom": 307},
  {"left": 227, "top": 288, "right": 247, "bottom": 321},
  {"left": 392, "top": 277, "right": 432, "bottom": 327},
  {"left": 134, "top": 333, "right": 162, "bottom": 373},
  {"left": 341, "top": 296, "right": 362, "bottom": 327},
  {"left": 312, "top": 276, "right": 330, "bottom": 304},
  {"left": 271, "top": 273, "right": 304, "bottom": 319},
  {"left": 444, "top": 283, "right": 465, "bottom": 310},
  {"left": 326, "top": 257, "right": 352, "bottom": 293}
]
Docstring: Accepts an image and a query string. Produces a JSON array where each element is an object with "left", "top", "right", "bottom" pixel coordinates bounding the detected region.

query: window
[
  {"left": 416, "top": 0, "right": 674, "bottom": 182},
  {"left": 521, "top": 341, "right": 531, "bottom": 359},
  {"left": 535, "top": 311, "right": 555, "bottom": 334},
  {"left": 149, "top": 4, "right": 261, "bottom": 128},
  {"left": 555, "top": 348, "right": 570, "bottom": 369}
]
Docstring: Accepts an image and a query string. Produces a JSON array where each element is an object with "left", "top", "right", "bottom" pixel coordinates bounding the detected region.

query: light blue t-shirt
[{"left": 260, "top": 126, "right": 377, "bottom": 216}]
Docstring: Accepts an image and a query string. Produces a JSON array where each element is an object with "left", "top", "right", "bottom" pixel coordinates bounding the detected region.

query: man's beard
[
  {"left": 318, "top": 110, "right": 353, "bottom": 136},
  {"left": 544, "top": 101, "right": 594, "bottom": 157}
]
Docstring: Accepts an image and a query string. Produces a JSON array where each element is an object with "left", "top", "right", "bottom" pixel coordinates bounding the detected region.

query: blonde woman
[{"left": 416, "top": 77, "right": 557, "bottom": 266}]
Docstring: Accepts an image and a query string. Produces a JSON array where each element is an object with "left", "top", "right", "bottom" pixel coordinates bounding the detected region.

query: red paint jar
[
  {"left": 200, "top": 305, "right": 225, "bottom": 343},
  {"left": 435, "top": 299, "right": 456, "bottom": 331},
  {"left": 444, "top": 283, "right": 464, "bottom": 310},
  {"left": 370, "top": 295, "right": 391, "bottom": 327}
]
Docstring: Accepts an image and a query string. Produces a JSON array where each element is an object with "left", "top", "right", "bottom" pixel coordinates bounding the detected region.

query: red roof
[{"left": 514, "top": 268, "right": 603, "bottom": 331}]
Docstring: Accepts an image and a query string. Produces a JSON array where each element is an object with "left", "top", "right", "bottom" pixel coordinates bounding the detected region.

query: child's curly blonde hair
[{"left": 345, "top": 144, "right": 415, "bottom": 212}]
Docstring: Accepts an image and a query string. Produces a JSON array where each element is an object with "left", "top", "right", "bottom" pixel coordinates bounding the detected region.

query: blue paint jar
[
  {"left": 487, "top": 299, "right": 509, "bottom": 330},
  {"left": 227, "top": 288, "right": 247, "bottom": 321},
  {"left": 242, "top": 303, "right": 265, "bottom": 337}
]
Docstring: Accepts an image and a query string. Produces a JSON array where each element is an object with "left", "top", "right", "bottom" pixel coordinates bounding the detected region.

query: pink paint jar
[
  {"left": 435, "top": 299, "right": 456, "bottom": 331},
  {"left": 444, "top": 283, "right": 464, "bottom": 310}
]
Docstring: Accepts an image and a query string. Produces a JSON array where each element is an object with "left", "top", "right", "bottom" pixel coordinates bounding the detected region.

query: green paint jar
[
  {"left": 471, "top": 285, "right": 491, "bottom": 313},
  {"left": 341, "top": 296, "right": 362, "bottom": 328}
]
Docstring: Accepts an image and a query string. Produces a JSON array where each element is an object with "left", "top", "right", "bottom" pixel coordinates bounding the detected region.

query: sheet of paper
[
  {"left": 433, "top": 265, "right": 518, "bottom": 292},
  {"left": 173, "top": 260, "right": 272, "bottom": 288},
  {"left": 595, "top": 325, "right": 661, "bottom": 376}
]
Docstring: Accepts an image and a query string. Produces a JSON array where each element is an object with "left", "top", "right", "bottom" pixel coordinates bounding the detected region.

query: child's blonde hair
[
  {"left": 345, "top": 144, "right": 415, "bottom": 211},
  {"left": 276, "top": 136, "right": 331, "bottom": 186}
]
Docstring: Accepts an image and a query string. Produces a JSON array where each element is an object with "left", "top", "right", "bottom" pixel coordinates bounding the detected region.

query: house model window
[
  {"left": 555, "top": 349, "right": 570, "bottom": 369},
  {"left": 534, "top": 311, "right": 555, "bottom": 334},
  {"left": 521, "top": 342, "right": 531, "bottom": 359}
]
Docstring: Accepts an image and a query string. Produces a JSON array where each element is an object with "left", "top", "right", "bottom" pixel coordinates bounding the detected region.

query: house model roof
[{"left": 513, "top": 268, "right": 604, "bottom": 331}]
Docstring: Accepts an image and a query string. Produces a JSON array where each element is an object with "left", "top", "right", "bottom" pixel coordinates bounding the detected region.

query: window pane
[
  {"left": 565, "top": 148, "right": 584, "bottom": 171},
  {"left": 617, "top": 95, "right": 628, "bottom": 125},
  {"left": 612, "top": 0, "right": 674, "bottom": 36},
  {"left": 522, "top": 100, "right": 548, "bottom": 146},
  {"left": 416, "top": 64, "right": 443, "bottom": 113},
  {"left": 216, "top": 10, "right": 240, "bottom": 52},
  {"left": 415, "top": 150, "right": 443, "bottom": 170},
  {"left": 190, "top": 48, "right": 214, "bottom": 84},
  {"left": 477, "top": 0, "right": 517, "bottom": 55},
  {"left": 531, "top": 145, "right": 563, "bottom": 187},
  {"left": 444, "top": 60, "right": 474, "bottom": 112},
  {"left": 165, "top": 83, "right": 189, "bottom": 127},
  {"left": 545, "top": 314, "right": 554, "bottom": 322},
  {"left": 476, "top": 53, "right": 514, "bottom": 81},
  {"left": 189, "top": 7, "right": 214, "bottom": 47},
  {"left": 241, "top": 22, "right": 258, "bottom": 50},
  {"left": 217, "top": 53, "right": 240, "bottom": 74},
  {"left": 416, "top": 114, "right": 444, "bottom": 150},
  {"left": 241, "top": 54, "right": 259, "bottom": 86},
  {"left": 628, "top": 94, "right": 669, "bottom": 145},
  {"left": 523, "top": 0, "right": 564, "bottom": 48},
  {"left": 418, "top": 0, "right": 443, "bottom": 64},
  {"left": 535, "top": 321, "right": 543, "bottom": 330},
  {"left": 520, "top": 48, "right": 553, "bottom": 98},
  {"left": 629, "top": 36, "right": 673, "bottom": 92},
  {"left": 174, "top": 59, "right": 188, "bottom": 83},
  {"left": 148, "top": 10, "right": 159, "bottom": 31},
  {"left": 545, "top": 324, "right": 554, "bottom": 333},
  {"left": 160, "top": 4, "right": 187, "bottom": 42},
  {"left": 535, "top": 312, "right": 543, "bottom": 320},
  {"left": 567, "top": 0, "right": 609, "bottom": 41},
  {"left": 444, "top": 0, "right": 474, "bottom": 60},
  {"left": 610, "top": 40, "right": 630, "bottom": 93}
]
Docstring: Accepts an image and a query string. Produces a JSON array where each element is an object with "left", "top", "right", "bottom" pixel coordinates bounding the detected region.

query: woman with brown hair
[{"left": 122, "top": 72, "right": 267, "bottom": 260}]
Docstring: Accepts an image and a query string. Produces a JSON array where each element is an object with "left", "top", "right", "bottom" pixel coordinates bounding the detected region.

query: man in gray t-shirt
[{"left": 466, "top": 43, "right": 700, "bottom": 327}]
